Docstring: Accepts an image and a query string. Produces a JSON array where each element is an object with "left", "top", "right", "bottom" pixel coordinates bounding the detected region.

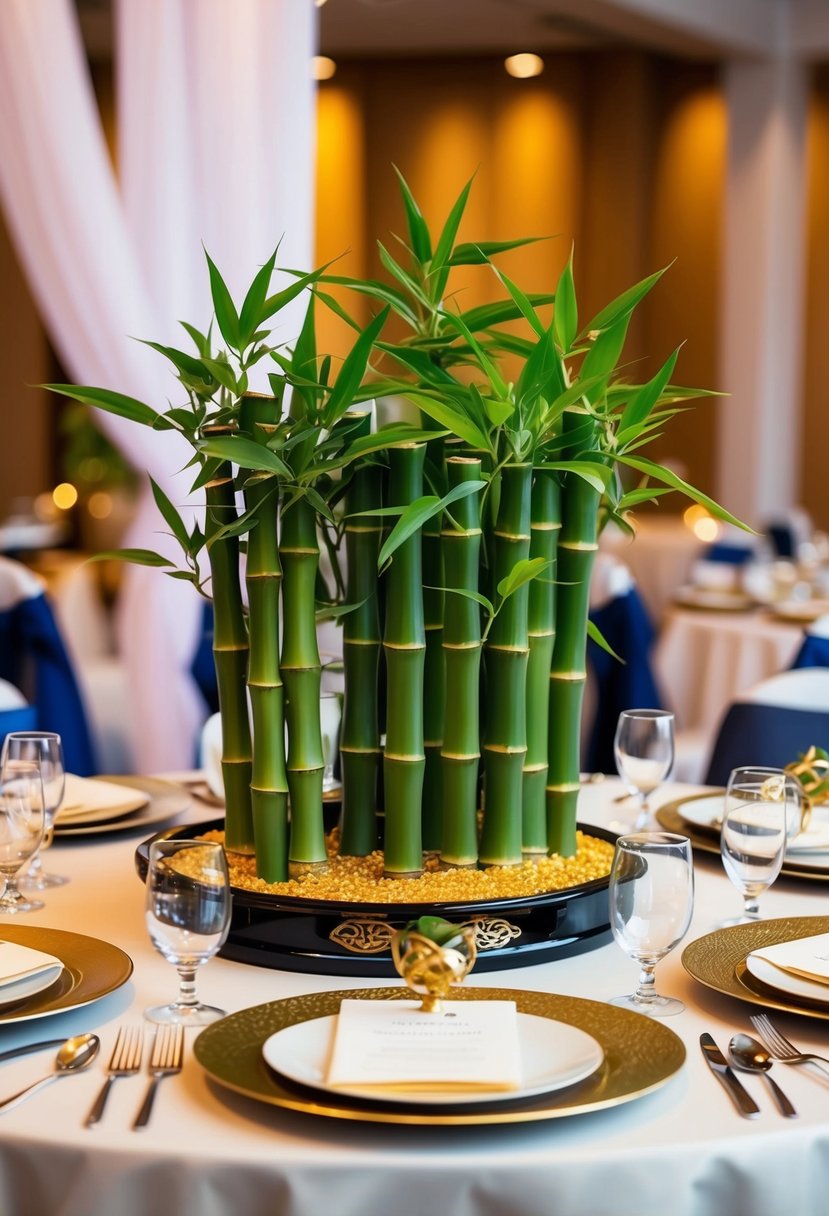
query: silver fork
[
  {"left": 132, "top": 1025, "right": 184, "bottom": 1130},
  {"left": 84, "top": 1025, "right": 144, "bottom": 1127},
  {"left": 750, "top": 1014, "right": 829, "bottom": 1073}
]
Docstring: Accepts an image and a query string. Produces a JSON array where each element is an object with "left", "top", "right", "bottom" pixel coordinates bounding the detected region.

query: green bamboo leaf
[
  {"left": 579, "top": 316, "right": 630, "bottom": 394},
  {"left": 315, "top": 289, "right": 363, "bottom": 334},
  {"left": 430, "top": 175, "right": 474, "bottom": 299},
  {"left": 205, "top": 508, "right": 261, "bottom": 547},
  {"left": 149, "top": 478, "right": 192, "bottom": 551},
  {"left": 44, "top": 384, "right": 162, "bottom": 428},
  {"left": 437, "top": 584, "right": 494, "bottom": 617},
  {"left": 587, "top": 619, "right": 623, "bottom": 662},
  {"left": 199, "top": 435, "right": 291, "bottom": 477},
  {"left": 616, "top": 486, "right": 674, "bottom": 510},
  {"left": 377, "top": 342, "right": 458, "bottom": 385},
  {"left": 496, "top": 557, "right": 551, "bottom": 602},
  {"left": 617, "top": 454, "right": 752, "bottom": 531},
  {"left": 323, "top": 307, "right": 390, "bottom": 427},
  {"left": 201, "top": 356, "right": 239, "bottom": 394},
  {"left": 316, "top": 275, "right": 418, "bottom": 326},
  {"left": 139, "top": 340, "right": 214, "bottom": 386},
  {"left": 239, "top": 249, "right": 277, "bottom": 344},
  {"left": 315, "top": 424, "right": 443, "bottom": 475},
  {"left": 405, "top": 391, "right": 491, "bottom": 451},
  {"left": 553, "top": 250, "right": 578, "bottom": 352},
  {"left": 262, "top": 263, "right": 330, "bottom": 324},
  {"left": 378, "top": 480, "right": 485, "bottom": 569},
  {"left": 619, "top": 346, "right": 681, "bottom": 432},
  {"left": 180, "top": 320, "right": 212, "bottom": 357},
  {"left": 393, "top": 165, "right": 432, "bottom": 264},
  {"left": 377, "top": 243, "right": 431, "bottom": 308},
  {"left": 540, "top": 460, "right": 611, "bottom": 495},
  {"left": 490, "top": 266, "right": 545, "bottom": 338},
  {"left": 460, "top": 293, "right": 555, "bottom": 333},
  {"left": 87, "top": 548, "right": 176, "bottom": 568},
  {"left": 315, "top": 597, "right": 368, "bottom": 622},
  {"left": 578, "top": 265, "right": 669, "bottom": 339},
  {"left": 291, "top": 296, "right": 319, "bottom": 416},
  {"left": 448, "top": 237, "right": 546, "bottom": 265},
  {"left": 190, "top": 456, "right": 223, "bottom": 492},
  {"left": 440, "top": 311, "right": 509, "bottom": 399},
  {"left": 204, "top": 250, "right": 241, "bottom": 350}
]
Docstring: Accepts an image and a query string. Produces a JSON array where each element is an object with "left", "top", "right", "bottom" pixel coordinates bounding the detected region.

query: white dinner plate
[
  {"left": 53, "top": 776, "right": 190, "bottom": 837},
  {"left": 0, "top": 964, "right": 64, "bottom": 1011},
  {"left": 676, "top": 794, "right": 829, "bottom": 859},
  {"left": 262, "top": 1011, "right": 604, "bottom": 1107},
  {"left": 769, "top": 598, "right": 829, "bottom": 624},
  {"left": 56, "top": 775, "right": 150, "bottom": 827},
  {"left": 744, "top": 952, "right": 829, "bottom": 1007},
  {"left": 673, "top": 587, "right": 755, "bottom": 612}
]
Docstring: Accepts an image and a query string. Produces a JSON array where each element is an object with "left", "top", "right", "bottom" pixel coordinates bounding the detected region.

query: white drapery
[{"left": 0, "top": 0, "right": 316, "bottom": 769}]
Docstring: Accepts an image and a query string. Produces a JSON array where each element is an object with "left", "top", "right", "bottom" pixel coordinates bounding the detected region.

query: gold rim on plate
[
  {"left": 682, "top": 916, "right": 829, "bottom": 1021},
  {"left": 53, "top": 775, "right": 190, "bottom": 838},
  {"left": 193, "top": 986, "right": 686, "bottom": 1126},
  {"left": 0, "top": 925, "right": 133, "bottom": 1024},
  {"left": 656, "top": 796, "right": 829, "bottom": 883}
]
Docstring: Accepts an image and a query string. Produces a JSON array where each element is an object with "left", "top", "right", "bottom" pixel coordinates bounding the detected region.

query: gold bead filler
[{"left": 200, "top": 829, "right": 614, "bottom": 903}]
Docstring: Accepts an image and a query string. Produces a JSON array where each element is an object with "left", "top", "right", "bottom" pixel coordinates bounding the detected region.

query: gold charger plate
[
  {"left": 682, "top": 916, "right": 829, "bottom": 1021},
  {"left": 656, "top": 795, "right": 829, "bottom": 883},
  {"left": 193, "top": 986, "right": 685, "bottom": 1126},
  {"left": 53, "top": 775, "right": 190, "bottom": 838},
  {"left": 0, "top": 925, "right": 133, "bottom": 1024}
]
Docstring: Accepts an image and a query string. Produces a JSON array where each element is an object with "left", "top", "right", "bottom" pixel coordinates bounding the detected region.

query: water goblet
[
  {"left": 608, "top": 831, "right": 694, "bottom": 1016},
  {"left": 613, "top": 709, "right": 675, "bottom": 830},
  {"left": 0, "top": 759, "right": 46, "bottom": 914},
  {"left": 719, "top": 766, "right": 794, "bottom": 925},
  {"left": 144, "top": 839, "right": 231, "bottom": 1026},
  {"left": 1, "top": 732, "right": 68, "bottom": 888}
]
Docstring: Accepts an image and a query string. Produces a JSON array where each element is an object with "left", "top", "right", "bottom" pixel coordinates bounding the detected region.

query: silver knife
[
  {"left": 0, "top": 1039, "right": 66, "bottom": 1066},
  {"left": 700, "top": 1033, "right": 761, "bottom": 1118}
]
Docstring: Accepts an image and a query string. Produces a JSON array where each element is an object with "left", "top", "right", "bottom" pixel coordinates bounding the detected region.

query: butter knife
[{"left": 700, "top": 1033, "right": 761, "bottom": 1118}]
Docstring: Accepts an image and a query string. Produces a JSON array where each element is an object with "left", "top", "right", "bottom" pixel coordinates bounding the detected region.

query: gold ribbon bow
[{"left": 784, "top": 746, "right": 829, "bottom": 833}]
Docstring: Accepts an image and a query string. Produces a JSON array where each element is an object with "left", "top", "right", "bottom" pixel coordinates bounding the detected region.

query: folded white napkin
[
  {"left": 0, "top": 941, "right": 63, "bottom": 989},
  {"left": 56, "top": 775, "right": 148, "bottom": 822},
  {"left": 750, "top": 933, "right": 829, "bottom": 987}
]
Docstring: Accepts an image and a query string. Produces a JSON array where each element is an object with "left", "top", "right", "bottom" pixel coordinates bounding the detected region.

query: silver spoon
[
  {"left": 728, "top": 1032, "right": 798, "bottom": 1118},
  {"left": 0, "top": 1033, "right": 100, "bottom": 1114}
]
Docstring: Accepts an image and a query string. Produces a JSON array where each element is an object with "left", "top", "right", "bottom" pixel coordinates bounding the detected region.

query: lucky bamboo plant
[{"left": 46, "top": 171, "right": 744, "bottom": 890}]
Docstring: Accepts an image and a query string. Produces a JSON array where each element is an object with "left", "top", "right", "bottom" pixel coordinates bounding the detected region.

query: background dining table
[{"left": 0, "top": 778, "right": 827, "bottom": 1216}]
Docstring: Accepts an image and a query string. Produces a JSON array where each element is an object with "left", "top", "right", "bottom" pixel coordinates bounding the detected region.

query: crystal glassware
[
  {"left": 1, "top": 732, "right": 67, "bottom": 888},
  {"left": 613, "top": 709, "right": 675, "bottom": 830},
  {"left": 720, "top": 766, "right": 794, "bottom": 925},
  {"left": 608, "top": 831, "right": 694, "bottom": 1016},
  {"left": 0, "top": 758, "right": 46, "bottom": 914},
  {"left": 144, "top": 839, "right": 231, "bottom": 1026}
]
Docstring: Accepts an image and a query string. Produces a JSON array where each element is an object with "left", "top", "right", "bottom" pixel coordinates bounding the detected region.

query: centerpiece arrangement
[{"left": 53, "top": 174, "right": 742, "bottom": 973}]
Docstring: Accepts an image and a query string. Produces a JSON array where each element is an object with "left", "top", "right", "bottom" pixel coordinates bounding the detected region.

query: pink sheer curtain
[{"left": 0, "top": 0, "right": 316, "bottom": 770}]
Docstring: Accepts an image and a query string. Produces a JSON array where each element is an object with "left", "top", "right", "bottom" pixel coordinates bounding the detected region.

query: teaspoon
[
  {"left": 728, "top": 1033, "right": 798, "bottom": 1118},
  {"left": 0, "top": 1033, "right": 100, "bottom": 1114}
]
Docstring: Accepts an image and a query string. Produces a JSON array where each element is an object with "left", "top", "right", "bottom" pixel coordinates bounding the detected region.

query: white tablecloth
[{"left": 0, "top": 782, "right": 828, "bottom": 1216}]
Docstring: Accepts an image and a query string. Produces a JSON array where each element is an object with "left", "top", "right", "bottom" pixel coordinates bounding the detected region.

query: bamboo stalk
[
  {"left": 279, "top": 494, "right": 327, "bottom": 872},
  {"left": 339, "top": 413, "right": 383, "bottom": 856},
  {"left": 239, "top": 392, "right": 289, "bottom": 882},
  {"left": 479, "top": 461, "right": 532, "bottom": 867},
  {"left": 201, "top": 424, "right": 254, "bottom": 855},
  {"left": 421, "top": 482, "right": 445, "bottom": 854},
  {"left": 522, "top": 469, "right": 561, "bottom": 855},
  {"left": 439, "top": 456, "right": 483, "bottom": 867},
  {"left": 546, "top": 453, "right": 601, "bottom": 858},
  {"left": 382, "top": 443, "right": 426, "bottom": 876}
]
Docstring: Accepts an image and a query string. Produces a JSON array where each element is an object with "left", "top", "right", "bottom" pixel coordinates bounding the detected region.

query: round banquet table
[{"left": 0, "top": 779, "right": 828, "bottom": 1216}]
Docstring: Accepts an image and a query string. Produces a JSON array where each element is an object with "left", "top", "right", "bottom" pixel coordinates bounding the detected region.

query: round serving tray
[{"left": 136, "top": 817, "right": 617, "bottom": 977}]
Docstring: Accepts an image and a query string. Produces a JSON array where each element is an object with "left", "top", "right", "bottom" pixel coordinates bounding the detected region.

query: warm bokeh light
[
  {"left": 684, "top": 504, "right": 720, "bottom": 542},
  {"left": 33, "top": 491, "right": 57, "bottom": 521},
  {"left": 504, "top": 53, "right": 544, "bottom": 80},
  {"left": 87, "top": 491, "right": 113, "bottom": 520},
  {"left": 313, "top": 56, "right": 337, "bottom": 81},
  {"left": 52, "top": 482, "right": 78, "bottom": 511}
]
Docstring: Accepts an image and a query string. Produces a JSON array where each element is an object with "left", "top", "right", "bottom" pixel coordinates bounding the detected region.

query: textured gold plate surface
[
  {"left": 54, "top": 775, "right": 190, "bottom": 838},
  {"left": 0, "top": 925, "right": 133, "bottom": 1023},
  {"left": 682, "top": 916, "right": 829, "bottom": 1021},
  {"left": 194, "top": 986, "right": 686, "bottom": 1126},
  {"left": 656, "top": 796, "right": 829, "bottom": 883}
]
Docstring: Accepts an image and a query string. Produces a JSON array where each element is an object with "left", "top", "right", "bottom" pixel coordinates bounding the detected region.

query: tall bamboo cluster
[{"left": 49, "top": 173, "right": 745, "bottom": 886}]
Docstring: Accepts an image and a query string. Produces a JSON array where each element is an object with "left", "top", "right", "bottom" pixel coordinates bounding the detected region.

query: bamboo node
[{"left": 549, "top": 670, "right": 586, "bottom": 681}]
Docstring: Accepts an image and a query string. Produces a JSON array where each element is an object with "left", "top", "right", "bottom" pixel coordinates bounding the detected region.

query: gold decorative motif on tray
[
  {"left": 192, "top": 986, "right": 686, "bottom": 1127},
  {"left": 329, "top": 915, "right": 522, "bottom": 954},
  {"left": 681, "top": 915, "right": 829, "bottom": 1021}
]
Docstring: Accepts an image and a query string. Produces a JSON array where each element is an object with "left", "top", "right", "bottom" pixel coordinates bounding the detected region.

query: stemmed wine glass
[
  {"left": 719, "top": 766, "right": 796, "bottom": 925},
  {"left": 613, "top": 709, "right": 675, "bottom": 830},
  {"left": 1, "top": 732, "right": 67, "bottom": 888},
  {"left": 608, "top": 831, "right": 694, "bottom": 1016},
  {"left": 144, "top": 839, "right": 231, "bottom": 1025},
  {"left": 0, "top": 758, "right": 46, "bottom": 914}
]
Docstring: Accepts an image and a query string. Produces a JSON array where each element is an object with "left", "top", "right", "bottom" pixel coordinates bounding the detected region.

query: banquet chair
[
  {"left": 584, "top": 555, "right": 664, "bottom": 774},
  {"left": 0, "top": 555, "right": 97, "bottom": 774},
  {"left": 704, "top": 667, "right": 829, "bottom": 786},
  {"left": 789, "top": 613, "right": 829, "bottom": 670}
]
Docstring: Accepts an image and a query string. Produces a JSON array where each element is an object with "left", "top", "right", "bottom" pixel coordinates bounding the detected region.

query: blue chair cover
[
  {"left": 585, "top": 588, "right": 664, "bottom": 774},
  {"left": 703, "top": 542, "right": 754, "bottom": 566},
  {"left": 190, "top": 600, "right": 219, "bottom": 714},
  {"left": 705, "top": 702, "right": 829, "bottom": 786},
  {"left": 790, "top": 635, "right": 829, "bottom": 670},
  {"left": 0, "top": 704, "right": 39, "bottom": 754},
  {"left": 766, "top": 524, "right": 795, "bottom": 559},
  {"left": 0, "top": 592, "right": 97, "bottom": 775}
]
